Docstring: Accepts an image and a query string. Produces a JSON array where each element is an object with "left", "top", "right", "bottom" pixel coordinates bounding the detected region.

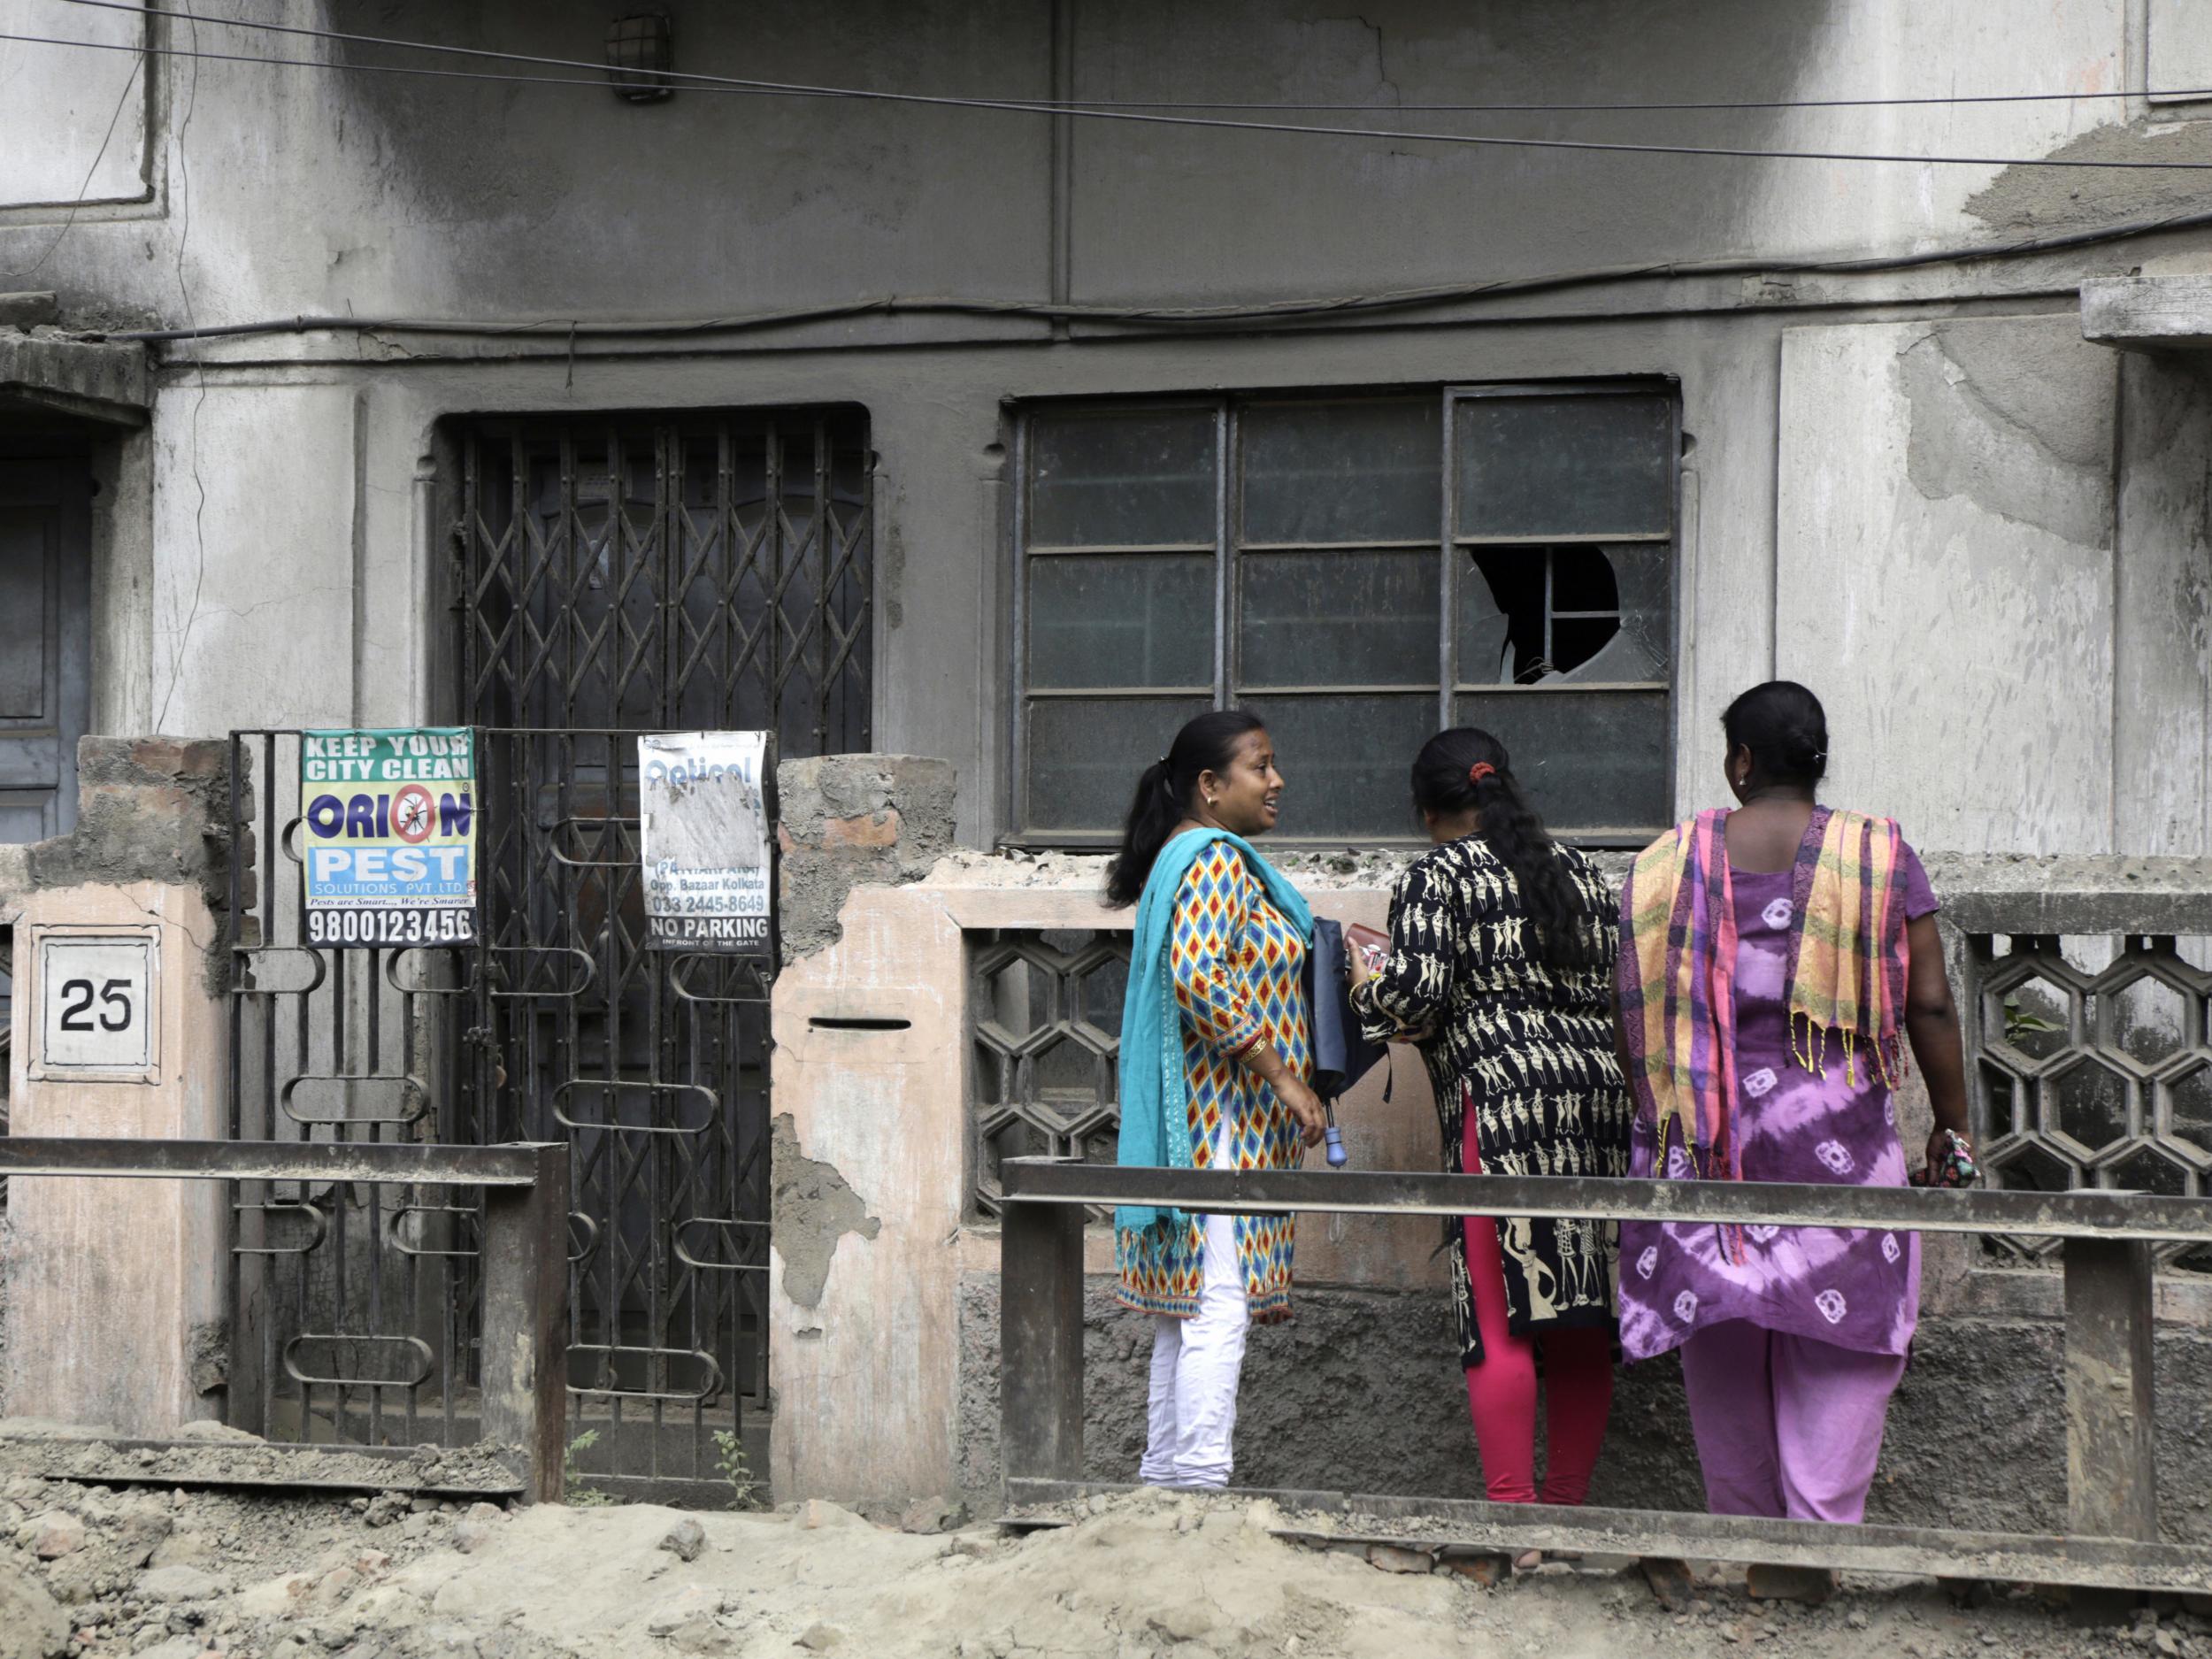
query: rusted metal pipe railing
[
  {"left": 999, "top": 1157, "right": 2208, "bottom": 1600},
  {"left": 1, "top": 1137, "right": 570, "bottom": 1504}
]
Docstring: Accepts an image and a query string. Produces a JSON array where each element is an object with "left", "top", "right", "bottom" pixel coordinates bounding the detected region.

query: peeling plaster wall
[{"left": 1776, "top": 315, "right": 2134, "bottom": 854}]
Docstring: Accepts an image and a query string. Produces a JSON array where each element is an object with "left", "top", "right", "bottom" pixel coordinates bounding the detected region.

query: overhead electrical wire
[
  {"left": 14, "top": 4, "right": 2212, "bottom": 171},
  {"left": 40, "top": 0, "right": 2212, "bottom": 116},
  {"left": 89, "top": 197, "right": 2212, "bottom": 347}
]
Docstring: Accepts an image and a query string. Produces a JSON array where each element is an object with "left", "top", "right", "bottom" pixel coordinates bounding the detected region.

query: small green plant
[
  {"left": 712, "top": 1429, "right": 763, "bottom": 1510},
  {"left": 564, "top": 1428, "right": 617, "bottom": 1508},
  {"left": 2002, "top": 995, "right": 2065, "bottom": 1047}
]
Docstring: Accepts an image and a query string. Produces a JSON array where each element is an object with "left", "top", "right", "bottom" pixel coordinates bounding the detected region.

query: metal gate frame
[{"left": 225, "top": 727, "right": 779, "bottom": 1502}]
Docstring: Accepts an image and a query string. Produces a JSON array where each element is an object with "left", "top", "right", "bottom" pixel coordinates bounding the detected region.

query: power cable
[
  {"left": 5, "top": 48, "right": 142, "bottom": 283},
  {"left": 42, "top": 0, "right": 2212, "bottom": 116},
  {"left": 13, "top": 14, "right": 2212, "bottom": 172},
  {"left": 88, "top": 198, "right": 2212, "bottom": 348}
]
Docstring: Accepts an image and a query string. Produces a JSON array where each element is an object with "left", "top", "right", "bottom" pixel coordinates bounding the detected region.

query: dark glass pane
[
  {"left": 1240, "top": 401, "right": 1441, "bottom": 543},
  {"left": 1029, "top": 555, "right": 1214, "bottom": 689},
  {"left": 1026, "top": 696, "right": 1210, "bottom": 832},
  {"left": 1240, "top": 696, "right": 1438, "bottom": 840},
  {"left": 1455, "top": 394, "right": 1673, "bottom": 540},
  {"left": 1454, "top": 689, "right": 1671, "bottom": 834},
  {"left": 1459, "top": 545, "right": 1671, "bottom": 686},
  {"left": 1031, "top": 411, "right": 1216, "bottom": 547},
  {"left": 1238, "top": 550, "right": 1439, "bottom": 688}
]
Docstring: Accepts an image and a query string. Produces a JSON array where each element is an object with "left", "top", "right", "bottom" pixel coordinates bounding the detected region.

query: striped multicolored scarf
[{"left": 1617, "top": 805, "right": 1912, "bottom": 1181}]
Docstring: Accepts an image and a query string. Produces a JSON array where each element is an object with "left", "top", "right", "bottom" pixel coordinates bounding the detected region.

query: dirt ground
[{"left": 0, "top": 1470, "right": 2200, "bottom": 1659}]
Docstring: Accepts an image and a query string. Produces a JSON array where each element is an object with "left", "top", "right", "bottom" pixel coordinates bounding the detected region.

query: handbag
[{"left": 1305, "top": 917, "right": 1386, "bottom": 1102}]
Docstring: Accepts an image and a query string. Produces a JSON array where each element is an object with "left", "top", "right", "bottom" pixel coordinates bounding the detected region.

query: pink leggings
[{"left": 1461, "top": 1144, "right": 1615, "bottom": 1503}]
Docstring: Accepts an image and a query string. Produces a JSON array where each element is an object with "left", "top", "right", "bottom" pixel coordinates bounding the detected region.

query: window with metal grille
[
  {"left": 1009, "top": 385, "right": 1678, "bottom": 844},
  {"left": 454, "top": 411, "right": 872, "bottom": 749}
]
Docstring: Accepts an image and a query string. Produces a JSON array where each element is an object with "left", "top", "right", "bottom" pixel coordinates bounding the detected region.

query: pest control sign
[
  {"left": 300, "top": 727, "right": 477, "bottom": 947},
  {"left": 640, "top": 731, "right": 772, "bottom": 954}
]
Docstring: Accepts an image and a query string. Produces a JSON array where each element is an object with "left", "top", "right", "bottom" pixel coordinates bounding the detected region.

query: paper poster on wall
[
  {"left": 299, "top": 727, "right": 477, "bottom": 948},
  {"left": 639, "top": 731, "right": 772, "bottom": 954}
]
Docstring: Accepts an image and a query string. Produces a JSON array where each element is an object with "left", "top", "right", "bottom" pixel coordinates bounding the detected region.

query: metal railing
[
  {"left": 1, "top": 1137, "right": 570, "bottom": 1503},
  {"left": 997, "top": 1157, "right": 2212, "bottom": 1601}
]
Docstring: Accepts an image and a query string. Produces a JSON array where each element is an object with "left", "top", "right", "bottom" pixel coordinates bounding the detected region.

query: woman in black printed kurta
[{"left": 1352, "top": 728, "right": 1631, "bottom": 1510}]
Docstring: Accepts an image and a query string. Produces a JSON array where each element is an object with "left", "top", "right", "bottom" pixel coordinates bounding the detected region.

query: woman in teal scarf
[{"left": 1107, "top": 710, "right": 1325, "bottom": 1491}]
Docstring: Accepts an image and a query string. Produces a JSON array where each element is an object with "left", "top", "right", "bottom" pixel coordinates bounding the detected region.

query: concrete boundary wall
[
  {"left": 0, "top": 736, "right": 237, "bottom": 1433},
  {"left": 765, "top": 765, "right": 2212, "bottom": 1537}
]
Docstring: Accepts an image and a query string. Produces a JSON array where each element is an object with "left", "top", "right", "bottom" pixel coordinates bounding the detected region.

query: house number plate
[{"left": 38, "top": 934, "right": 157, "bottom": 1073}]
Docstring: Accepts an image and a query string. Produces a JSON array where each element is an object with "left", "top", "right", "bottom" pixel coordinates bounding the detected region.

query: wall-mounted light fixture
[{"left": 605, "top": 13, "right": 675, "bottom": 103}]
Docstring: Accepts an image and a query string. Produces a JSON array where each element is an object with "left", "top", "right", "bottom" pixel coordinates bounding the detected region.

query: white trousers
[{"left": 1139, "top": 1126, "right": 1250, "bottom": 1491}]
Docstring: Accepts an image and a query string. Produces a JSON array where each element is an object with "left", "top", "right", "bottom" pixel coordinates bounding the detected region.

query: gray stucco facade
[
  {"left": 4, "top": 0, "right": 2212, "bottom": 1518},
  {"left": 2, "top": 0, "right": 2208, "bottom": 856}
]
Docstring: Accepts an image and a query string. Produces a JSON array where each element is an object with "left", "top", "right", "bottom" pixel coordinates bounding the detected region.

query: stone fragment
[
  {"left": 797, "top": 1625, "right": 843, "bottom": 1652},
  {"left": 449, "top": 1519, "right": 496, "bottom": 1555},
  {"left": 669, "top": 1612, "right": 729, "bottom": 1653},
  {"left": 134, "top": 1565, "right": 224, "bottom": 1602},
  {"left": 660, "top": 1518, "right": 707, "bottom": 1563},
  {"left": 22, "top": 1512, "right": 85, "bottom": 1560},
  {"left": 464, "top": 1502, "right": 506, "bottom": 1525},
  {"left": 0, "top": 1559, "right": 69, "bottom": 1659},
  {"left": 362, "top": 1491, "right": 410, "bottom": 1529},
  {"left": 1148, "top": 1602, "right": 1217, "bottom": 1642},
  {"left": 899, "top": 1496, "right": 968, "bottom": 1536},
  {"left": 1439, "top": 1551, "right": 1509, "bottom": 1586},
  {"left": 1639, "top": 1556, "right": 1696, "bottom": 1611},
  {"left": 1363, "top": 1544, "right": 1432, "bottom": 1575}
]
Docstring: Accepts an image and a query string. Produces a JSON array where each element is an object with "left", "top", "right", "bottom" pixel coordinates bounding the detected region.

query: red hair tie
[{"left": 1468, "top": 763, "right": 1497, "bottom": 784}]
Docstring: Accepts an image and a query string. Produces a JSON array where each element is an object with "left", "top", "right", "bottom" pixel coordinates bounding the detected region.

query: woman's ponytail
[
  {"left": 1104, "top": 710, "right": 1266, "bottom": 908},
  {"left": 1409, "top": 727, "right": 1594, "bottom": 969}
]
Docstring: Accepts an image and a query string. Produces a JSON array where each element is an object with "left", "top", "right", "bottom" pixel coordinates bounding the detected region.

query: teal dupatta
[{"left": 1113, "top": 828, "right": 1315, "bottom": 1237}]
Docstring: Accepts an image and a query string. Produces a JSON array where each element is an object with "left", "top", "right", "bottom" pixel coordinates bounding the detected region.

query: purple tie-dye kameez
[{"left": 1618, "top": 855, "right": 1939, "bottom": 1363}]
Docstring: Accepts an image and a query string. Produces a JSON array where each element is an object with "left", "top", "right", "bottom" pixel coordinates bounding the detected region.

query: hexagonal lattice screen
[
  {"left": 1975, "top": 934, "right": 2212, "bottom": 1266},
  {"left": 970, "top": 929, "right": 1132, "bottom": 1218}
]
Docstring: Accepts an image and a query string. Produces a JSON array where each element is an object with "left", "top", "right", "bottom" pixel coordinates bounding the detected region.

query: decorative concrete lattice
[
  {"left": 970, "top": 930, "right": 1131, "bottom": 1218},
  {"left": 1974, "top": 933, "right": 2212, "bottom": 1265}
]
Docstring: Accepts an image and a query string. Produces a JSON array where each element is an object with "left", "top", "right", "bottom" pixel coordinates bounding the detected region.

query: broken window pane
[
  {"left": 1026, "top": 696, "right": 1211, "bottom": 832},
  {"left": 1455, "top": 689, "right": 1670, "bottom": 833},
  {"left": 1030, "top": 410, "right": 1216, "bottom": 547},
  {"left": 1240, "top": 400, "right": 1440, "bottom": 543},
  {"left": 1456, "top": 394, "right": 1673, "bottom": 540},
  {"left": 1240, "top": 695, "right": 1438, "bottom": 839},
  {"left": 1458, "top": 545, "right": 1671, "bottom": 686},
  {"left": 1029, "top": 555, "right": 1213, "bottom": 688},
  {"left": 1238, "top": 549, "right": 1438, "bottom": 688}
]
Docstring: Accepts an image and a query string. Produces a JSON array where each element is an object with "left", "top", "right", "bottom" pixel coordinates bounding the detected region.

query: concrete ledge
[
  {"left": 2084, "top": 273, "right": 2212, "bottom": 352},
  {"left": 1920, "top": 851, "right": 2212, "bottom": 934},
  {"left": 0, "top": 328, "right": 149, "bottom": 426}
]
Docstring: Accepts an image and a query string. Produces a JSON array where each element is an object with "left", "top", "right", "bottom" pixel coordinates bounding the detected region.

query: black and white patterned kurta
[{"left": 1352, "top": 835, "right": 1632, "bottom": 1368}]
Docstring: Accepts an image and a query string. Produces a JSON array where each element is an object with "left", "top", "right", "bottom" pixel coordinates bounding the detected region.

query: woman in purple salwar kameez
[{"left": 1616, "top": 682, "right": 1972, "bottom": 1592}]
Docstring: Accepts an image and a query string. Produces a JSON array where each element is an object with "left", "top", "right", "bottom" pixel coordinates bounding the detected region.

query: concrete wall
[
  {"left": 763, "top": 783, "right": 2212, "bottom": 1535},
  {"left": 0, "top": 736, "right": 236, "bottom": 1434}
]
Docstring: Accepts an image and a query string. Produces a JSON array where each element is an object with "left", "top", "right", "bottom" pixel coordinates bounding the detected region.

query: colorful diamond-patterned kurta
[{"left": 1115, "top": 840, "right": 1310, "bottom": 1324}]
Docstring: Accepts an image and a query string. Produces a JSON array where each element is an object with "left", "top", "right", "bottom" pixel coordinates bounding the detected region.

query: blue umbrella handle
[{"left": 1323, "top": 1101, "right": 1349, "bottom": 1168}]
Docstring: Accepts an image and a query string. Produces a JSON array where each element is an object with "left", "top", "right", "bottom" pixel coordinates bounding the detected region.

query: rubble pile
[{"left": 0, "top": 1477, "right": 2203, "bottom": 1659}]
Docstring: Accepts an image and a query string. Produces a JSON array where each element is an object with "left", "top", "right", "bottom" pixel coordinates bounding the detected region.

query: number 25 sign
[{"left": 32, "top": 926, "right": 160, "bottom": 1082}]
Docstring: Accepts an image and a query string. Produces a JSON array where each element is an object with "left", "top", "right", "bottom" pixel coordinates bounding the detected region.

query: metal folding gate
[{"left": 225, "top": 410, "right": 872, "bottom": 1500}]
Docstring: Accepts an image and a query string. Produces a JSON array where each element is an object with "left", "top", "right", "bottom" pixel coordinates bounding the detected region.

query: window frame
[{"left": 1007, "top": 380, "right": 1681, "bottom": 849}]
